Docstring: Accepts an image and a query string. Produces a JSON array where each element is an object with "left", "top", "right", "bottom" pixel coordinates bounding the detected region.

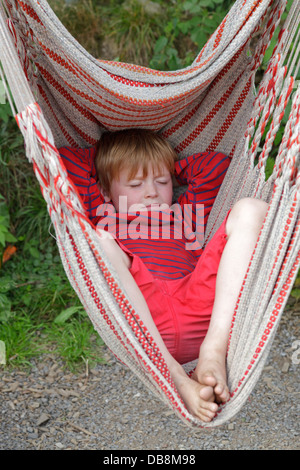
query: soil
[{"left": 0, "top": 304, "right": 299, "bottom": 451}]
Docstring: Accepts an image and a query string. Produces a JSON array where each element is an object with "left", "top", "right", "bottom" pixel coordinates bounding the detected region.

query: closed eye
[
  {"left": 156, "top": 179, "right": 169, "bottom": 185},
  {"left": 128, "top": 181, "right": 142, "bottom": 187}
]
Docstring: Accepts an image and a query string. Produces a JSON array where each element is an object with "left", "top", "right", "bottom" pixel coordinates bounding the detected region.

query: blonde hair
[{"left": 95, "top": 129, "right": 177, "bottom": 195}]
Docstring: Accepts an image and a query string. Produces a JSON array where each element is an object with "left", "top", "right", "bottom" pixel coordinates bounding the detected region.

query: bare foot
[
  {"left": 170, "top": 364, "right": 219, "bottom": 422},
  {"left": 192, "top": 344, "right": 230, "bottom": 405}
]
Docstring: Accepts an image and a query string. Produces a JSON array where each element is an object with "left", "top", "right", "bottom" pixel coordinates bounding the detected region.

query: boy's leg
[
  {"left": 99, "top": 236, "right": 219, "bottom": 421},
  {"left": 192, "top": 198, "right": 268, "bottom": 403},
  {"left": 98, "top": 197, "right": 268, "bottom": 421}
]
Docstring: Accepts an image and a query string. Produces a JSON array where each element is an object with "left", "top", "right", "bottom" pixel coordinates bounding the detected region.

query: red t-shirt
[{"left": 96, "top": 151, "right": 230, "bottom": 280}]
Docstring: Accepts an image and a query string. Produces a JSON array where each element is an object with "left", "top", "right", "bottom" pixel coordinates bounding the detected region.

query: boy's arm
[
  {"left": 58, "top": 145, "right": 105, "bottom": 225},
  {"left": 174, "top": 151, "right": 230, "bottom": 228}
]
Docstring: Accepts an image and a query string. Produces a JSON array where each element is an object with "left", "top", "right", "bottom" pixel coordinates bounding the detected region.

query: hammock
[{"left": 0, "top": 0, "right": 299, "bottom": 427}]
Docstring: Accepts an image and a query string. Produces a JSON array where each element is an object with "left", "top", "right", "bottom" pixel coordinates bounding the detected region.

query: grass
[
  {"left": 106, "top": 0, "right": 163, "bottom": 65},
  {"left": 48, "top": 0, "right": 105, "bottom": 59},
  {"left": 48, "top": 0, "right": 236, "bottom": 69},
  {"left": 0, "top": 203, "right": 106, "bottom": 371},
  {"left": 1, "top": 309, "right": 106, "bottom": 371},
  {"left": 0, "top": 106, "right": 106, "bottom": 372}
]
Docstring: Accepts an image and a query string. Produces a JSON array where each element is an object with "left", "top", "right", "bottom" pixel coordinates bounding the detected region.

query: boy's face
[{"left": 108, "top": 163, "right": 173, "bottom": 212}]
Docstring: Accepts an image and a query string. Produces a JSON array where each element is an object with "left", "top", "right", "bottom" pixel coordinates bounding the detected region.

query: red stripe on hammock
[
  {"left": 206, "top": 77, "right": 252, "bottom": 151},
  {"left": 175, "top": 73, "right": 248, "bottom": 153},
  {"left": 36, "top": 39, "right": 213, "bottom": 108},
  {"left": 213, "top": 16, "right": 227, "bottom": 50},
  {"left": 36, "top": 64, "right": 99, "bottom": 124},
  {"left": 17, "top": 0, "right": 43, "bottom": 25},
  {"left": 37, "top": 64, "right": 210, "bottom": 131},
  {"left": 163, "top": 43, "right": 246, "bottom": 140},
  {"left": 39, "top": 86, "right": 98, "bottom": 146},
  {"left": 97, "top": 49, "right": 217, "bottom": 78}
]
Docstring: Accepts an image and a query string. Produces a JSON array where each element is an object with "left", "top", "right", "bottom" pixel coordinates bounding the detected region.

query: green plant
[
  {"left": 0, "top": 98, "right": 101, "bottom": 370},
  {"left": 105, "top": 0, "right": 163, "bottom": 65},
  {"left": 150, "top": 0, "right": 235, "bottom": 70},
  {"left": 0, "top": 106, "right": 50, "bottom": 244},
  {"left": 0, "top": 103, "right": 23, "bottom": 164},
  {"left": 0, "top": 236, "right": 106, "bottom": 369},
  {"left": 0, "top": 194, "right": 17, "bottom": 263},
  {"left": 0, "top": 275, "right": 15, "bottom": 324},
  {"left": 48, "top": 310, "right": 106, "bottom": 371},
  {"left": 48, "top": 0, "right": 104, "bottom": 58},
  {"left": 0, "top": 99, "right": 11, "bottom": 124},
  {"left": 0, "top": 195, "right": 18, "bottom": 325},
  {"left": 49, "top": 0, "right": 236, "bottom": 69},
  {"left": 0, "top": 313, "right": 45, "bottom": 368},
  {"left": 250, "top": 0, "right": 297, "bottom": 181}
]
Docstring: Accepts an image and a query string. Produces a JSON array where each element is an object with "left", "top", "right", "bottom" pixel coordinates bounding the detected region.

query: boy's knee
[
  {"left": 99, "top": 237, "right": 131, "bottom": 269},
  {"left": 227, "top": 198, "right": 268, "bottom": 235},
  {"left": 234, "top": 198, "right": 268, "bottom": 217}
]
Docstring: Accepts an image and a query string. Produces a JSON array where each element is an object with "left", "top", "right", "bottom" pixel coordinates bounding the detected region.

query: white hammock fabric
[{"left": 0, "top": 0, "right": 299, "bottom": 427}]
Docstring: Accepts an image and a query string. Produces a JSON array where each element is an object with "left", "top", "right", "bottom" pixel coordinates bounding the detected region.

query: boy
[{"left": 95, "top": 129, "right": 268, "bottom": 422}]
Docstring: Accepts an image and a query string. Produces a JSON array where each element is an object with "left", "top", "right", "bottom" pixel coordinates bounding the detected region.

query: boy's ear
[
  {"left": 103, "top": 193, "right": 111, "bottom": 203},
  {"left": 97, "top": 182, "right": 111, "bottom": 202},
  {"left": 102, "top": 190, "right": 111, "bottom": 203}
]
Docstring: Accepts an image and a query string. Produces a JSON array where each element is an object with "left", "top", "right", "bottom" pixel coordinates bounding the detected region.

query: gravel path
[{"left": 1, "top": 306, "right": 299, "bottom": 451}]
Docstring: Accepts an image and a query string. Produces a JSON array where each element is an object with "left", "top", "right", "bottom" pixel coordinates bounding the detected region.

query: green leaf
[
  {"left": 199, "top": 0, "right": 214, "bottom": 7},
  {"left": 0, "top": 215, "right": 9, "bottom": 224},
  {"left": 0, "top": 224, "right": 8, "bottom": 234},
  {"left": 154, "top": 36, "right": 168, "bottom": 54},
  {"left": 0, "top": 293, "right": 12, "bottom": 322},
  {"left": 291, "top": 288, "right": 300, "bottom": 301},
  {"left": 0, "top": 232, "right": 6, "bottom": 247},
  {"left": 0, "top": 277, "right": 15, "bottom": 293},
  {"left": 191, "top": 29, "right": 207, "bottom": 47},
  {"left": 54, "top": 306, "right": 85, "bottom": 324},
  {"left": 265, "top": 157, "right": 275, "bottom": 180},
  {"left": 0, "top": 108, "right": 9, "bottom": 123},
  {"left": 177, "top": 21, "right": 190, "bottom": 35},
  {"left": 0, "top": 341, "right": 6, "bottom": 365},
  {"left": 29, "top": 246, "right": 41, "bottom": 259},
  {"left": 4, "top": 232, "right": 17, "bottom": 243},
  {"left": 183, "top": 1, "right": 203, "bottom": 14}
]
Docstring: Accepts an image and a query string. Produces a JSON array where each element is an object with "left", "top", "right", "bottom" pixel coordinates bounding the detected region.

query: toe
[
  {"left": 198, "top": 403, "right": 218, "bottom": 422},
  {"left": 199, "top": 385, "right": 215, "bottom": 402},
  {"left": 202, "top": 373, "right": 218, "bottom": 388}
]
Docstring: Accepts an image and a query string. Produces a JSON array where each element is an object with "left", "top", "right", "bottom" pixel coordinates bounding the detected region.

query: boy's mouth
[
  {"left": 146, "top": 203, "right": 160, "bottom": 208},
  {"left": 126, "top": 201, "right": 171, "bottom": 213}
]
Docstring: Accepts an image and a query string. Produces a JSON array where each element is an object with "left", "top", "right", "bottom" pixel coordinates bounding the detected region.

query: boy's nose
[{"left": 145, "top": 181, "right": 157, "bottom": 198}]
